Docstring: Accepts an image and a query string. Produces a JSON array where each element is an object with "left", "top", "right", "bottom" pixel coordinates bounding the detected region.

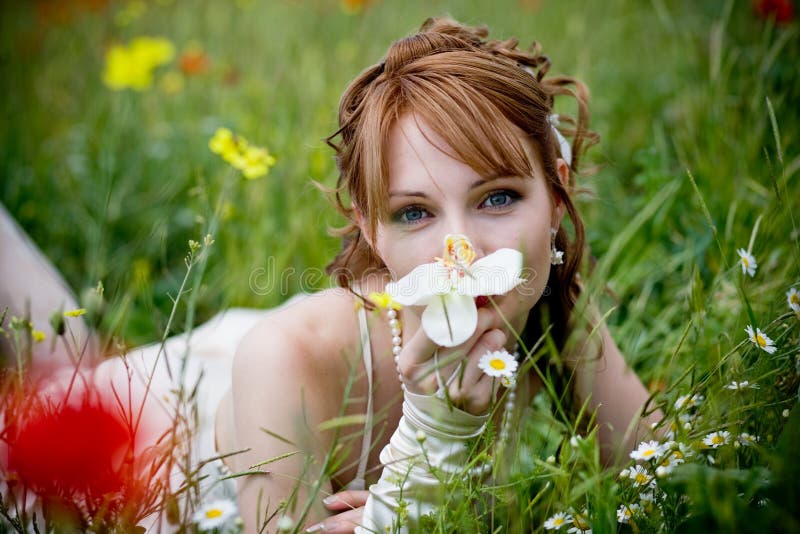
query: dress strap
[{"left": 348, "top": 296, "right": 374, "bottom": 491}]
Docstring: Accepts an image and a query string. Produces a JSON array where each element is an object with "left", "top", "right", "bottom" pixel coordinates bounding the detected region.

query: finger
[
  {"left": 399, "top": 305, "right": 504, "bottom": 393},
  {"left": 447, "top": 328, "right": 506, "bottom": 413},
  {"left": 304, "top": 507, "right": 364, "bottom": 533},
  {"left": 399, "top": 315, "right": 439, "bottom": 368},
  {"left": 433, "top": 307, "right": 504, "bottom": 379},
  {"left": 323, "top": 490, "right": 369, "bottom": 511},
  {"left": 459, "top": 328, "right": 507, "bottom": 387}
]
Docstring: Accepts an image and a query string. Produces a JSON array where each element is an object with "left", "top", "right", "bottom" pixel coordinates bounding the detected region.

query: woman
[{"left": 220, "top": 17, "right": 660, "bottom": 534}]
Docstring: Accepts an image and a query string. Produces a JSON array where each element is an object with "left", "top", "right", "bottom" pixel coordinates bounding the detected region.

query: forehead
[{"left": 386, "top": 112, "right": 539, "bottom": 192}]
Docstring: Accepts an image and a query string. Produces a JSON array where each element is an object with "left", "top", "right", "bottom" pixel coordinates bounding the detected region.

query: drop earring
[{"left": 550, "top": 228, "right": 564, "bottom": 265}]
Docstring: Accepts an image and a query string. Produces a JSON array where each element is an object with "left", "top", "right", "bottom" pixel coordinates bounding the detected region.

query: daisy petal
[{"left": 421, "top": 293, "right": 478, "bottom": 347}]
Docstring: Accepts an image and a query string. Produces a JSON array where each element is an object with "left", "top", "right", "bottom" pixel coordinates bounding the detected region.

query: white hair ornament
[
  {"left": 547, "top": 114, "right": 572, "bottom": 167},
  {"left": 522, "top": 66, "right": 573, "bottom": 167}
]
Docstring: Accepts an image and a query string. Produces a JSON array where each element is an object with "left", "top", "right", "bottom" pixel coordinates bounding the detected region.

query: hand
[
  {"left": 398, "top": 306, "right": 508, "bottom": 415},
  {"left": 304, "top": 490, "right": 369, "bottom": 533}
]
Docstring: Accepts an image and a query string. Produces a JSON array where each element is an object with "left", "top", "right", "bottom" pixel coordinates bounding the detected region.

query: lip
[{"left": 475, "top": 295, "right": 490, "bottom": 308}]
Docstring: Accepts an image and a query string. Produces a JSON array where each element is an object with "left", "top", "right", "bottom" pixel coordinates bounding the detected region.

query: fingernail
[
  {"left": 322, "top": 495, "right": 336, "bottom": 506},
  {"left": 305, "top": 523, "right": 328, "bottom": 533}
]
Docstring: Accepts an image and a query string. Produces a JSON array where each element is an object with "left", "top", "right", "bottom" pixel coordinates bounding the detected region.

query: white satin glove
[{"left": 355, "top": 390, "right": 489, "bottom": 533}]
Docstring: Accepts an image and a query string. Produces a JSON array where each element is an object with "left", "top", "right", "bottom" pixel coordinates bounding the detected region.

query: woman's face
[{"left": 366, "top": 113, "right": 567, "bottom": 334}]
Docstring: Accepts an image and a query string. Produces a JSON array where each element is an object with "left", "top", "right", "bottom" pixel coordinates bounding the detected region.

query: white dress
[{"left": 89, "top": 298, "right": 485, "bottom": 532}]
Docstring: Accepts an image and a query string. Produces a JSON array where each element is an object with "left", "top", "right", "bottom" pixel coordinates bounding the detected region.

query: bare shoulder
[{"left": 233, "top": 288, "right": 361, "bottom": 378}]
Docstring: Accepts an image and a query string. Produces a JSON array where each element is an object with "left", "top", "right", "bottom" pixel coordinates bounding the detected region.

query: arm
[
  {"left": 230, "top": 315, "right": 345, "bottom": 533},
  {"left": 570, "top": 321, "right": 663, "bottom": 465}
]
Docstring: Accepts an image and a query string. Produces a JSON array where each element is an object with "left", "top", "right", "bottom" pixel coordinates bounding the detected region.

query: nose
[{"left": 440, "top": 212, "right": 487, "bottom": 260}]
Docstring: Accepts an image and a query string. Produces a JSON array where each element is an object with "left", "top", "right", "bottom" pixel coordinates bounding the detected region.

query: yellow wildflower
[
  {"left": 208, "top": 127, "right": 276, "bottom": 179},
  {"left": 64, "top": 308, "right": 87, "bottom": 318},
  {"left": 103, "top": 36, "right": 175, "bottom": 91},
  {"left": 240, "top": 146, "right": 277, "bottom": 179},
  {"left": 32, "top": 330, "right": 46, "bottom": 343},
  {"left": 368, "top": 292, "right": 402, "bottom": 310},
  {"left": 209, "top": 128, "right": 237, "bottom": 158}
]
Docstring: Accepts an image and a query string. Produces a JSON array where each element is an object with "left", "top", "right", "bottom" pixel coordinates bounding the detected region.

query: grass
[{"left": 0, "top": 0, "right": 798, "bottom": 532}]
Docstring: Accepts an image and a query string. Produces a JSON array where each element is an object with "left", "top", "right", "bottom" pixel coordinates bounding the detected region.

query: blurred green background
[
  {"left": 0, "top": 0, "right": 797, "bottom": 377},
  {"left": 2, "top": 1, "right": 799, "bottom": 530}
]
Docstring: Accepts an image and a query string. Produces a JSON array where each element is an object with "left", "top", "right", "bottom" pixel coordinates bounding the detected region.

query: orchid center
[{"left": 444, "top": 234, "right": 476, "bottom": 266}]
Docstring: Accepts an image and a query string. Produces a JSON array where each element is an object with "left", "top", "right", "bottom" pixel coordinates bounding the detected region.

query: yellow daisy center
[
  {"left": 742, "top": 257, "right": 749, "bottom": 268},
  {"left": 489, "top": 359, "right": 506, "bottom": 370},
  {"left": 642, "top": 448, "right": 656, "bottom": 457},
  {"left": 205, "top": 509, "right": 224, "bottom": 519},
  {"left": 755, "top": 334, "right": 767, "bottom": 348},
  {"left": 711, "top": 435, "right": 724, "bottom": 445},
  {"left": 791, "top": 294, "right": 799, "bottom": 305},
  {"left": 553, "top": 517, "right": 565, "bottom": 526},
  {"left": 635, "top": 473, "right": 648, "bottom": 484}
]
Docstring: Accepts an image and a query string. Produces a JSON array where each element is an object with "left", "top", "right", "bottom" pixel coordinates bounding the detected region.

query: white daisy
[
  {"left": 674, "top": 393, "right": 704, "bottom": 411},
  {"left": 657, "top": 451, "right": 685, "bottom": 475},
  {"left": 724, "top": 380, "right": 760, "bottom": 390},
  {"left": 566, "top": 510, "right": 592, "bottom": 533},
  {"left": 679, "top": 412, "right": 696, "bottom": 431},
  {"left": 629, "top": 465, "right": 654, "bottom": 487},
  {"left": 566, "top": 526, "right": 592, "bottom": 533},
  {"left": 737, "top": 432, "right": 759, "bottom": 447},
  {"left": 745, "top": 325, "right": 777, "bottom": 354},
  {"left": 193, "top": 499, "right": 238, "bottom": 532},
  {"left": 478, "top": 349, "right": 518, "bottom": 378},
  {"left": 702, "top": 430, "right": 731, "bottom": 449},
  {"left": 737, "top": 248, "right": 757, "bottom": 277},
  {"left": 630, "top": 440, "right": 666, "bottom": 462},
  {"left": 616, "top": 503, "right": 640, "bottom": 524},
  {"left": 543, "top": 511, "right": 573, "bottom": 530},
  {"left": 787, "top": 288, "right": 800, "bottom": 312}
]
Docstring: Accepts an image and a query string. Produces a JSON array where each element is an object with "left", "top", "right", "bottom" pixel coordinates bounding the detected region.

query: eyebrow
[{"left": 388, "top": 176, "right": 514, "bottom": 198}]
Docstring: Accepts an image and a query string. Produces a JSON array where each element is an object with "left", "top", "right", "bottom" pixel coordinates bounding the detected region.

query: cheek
[
  {"left": 517, "top": 229, "right": 553, "bottom": 301},
  {"left": 374, "top": 227, "right": 440, "bottom": 279}
]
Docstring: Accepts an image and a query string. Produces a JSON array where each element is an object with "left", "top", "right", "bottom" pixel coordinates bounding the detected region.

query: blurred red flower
[
  {"left": 1, "top": 369, "right": 170, "bottom": 529},
  {"left": 7, "top": 397, "right": 130, "bottom": 499},
  {"left": 754, "top": 0, "right": 795, "bottom": 23},
  {"left": 179, "top": 46, "right": 210, "bottom": 76}
]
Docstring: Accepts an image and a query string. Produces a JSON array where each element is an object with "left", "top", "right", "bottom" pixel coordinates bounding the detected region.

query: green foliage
[{"left": 0, "top": 0, "right": 798, "bottom": 532}]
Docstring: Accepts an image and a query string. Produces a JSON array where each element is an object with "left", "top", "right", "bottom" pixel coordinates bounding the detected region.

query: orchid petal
[
  {"left": 386, "top": 262, "right": 451, "bottom": 306},
  {"left": 421, "top": 292, "right": 478, "bottom": 347},
  {"left": 456, "top": 248, "right": 524, "bottom": 296}
]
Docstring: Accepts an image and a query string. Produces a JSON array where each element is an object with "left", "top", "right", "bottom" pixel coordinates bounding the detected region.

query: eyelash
[{"left": 392, "top": 189, "right": 522, "bottom": 225}]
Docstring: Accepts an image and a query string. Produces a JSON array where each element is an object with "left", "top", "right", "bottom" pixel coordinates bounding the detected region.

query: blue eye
[
  {"left": 394, "top": 205, "right": 430, "bottom": 224},
  {"left": 480, "top": 190, "right": 520, "bottom": 209}
]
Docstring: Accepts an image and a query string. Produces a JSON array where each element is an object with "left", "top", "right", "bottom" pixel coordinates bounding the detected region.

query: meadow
[{"left": 1, "top": 0, "right": 799, "bottom": 532}]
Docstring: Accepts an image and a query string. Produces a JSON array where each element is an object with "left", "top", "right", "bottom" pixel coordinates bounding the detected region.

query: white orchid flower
[{"left": 385, "top": 234, "right": 524, "bottom": 347}]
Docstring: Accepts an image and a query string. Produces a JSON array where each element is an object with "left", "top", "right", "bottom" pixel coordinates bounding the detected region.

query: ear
[
  {"left": 352, "top": 202, "right": 374, "bottom": 248},
  {"left": 552, "top": 158, "right": 570, "bottom": 227}
]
